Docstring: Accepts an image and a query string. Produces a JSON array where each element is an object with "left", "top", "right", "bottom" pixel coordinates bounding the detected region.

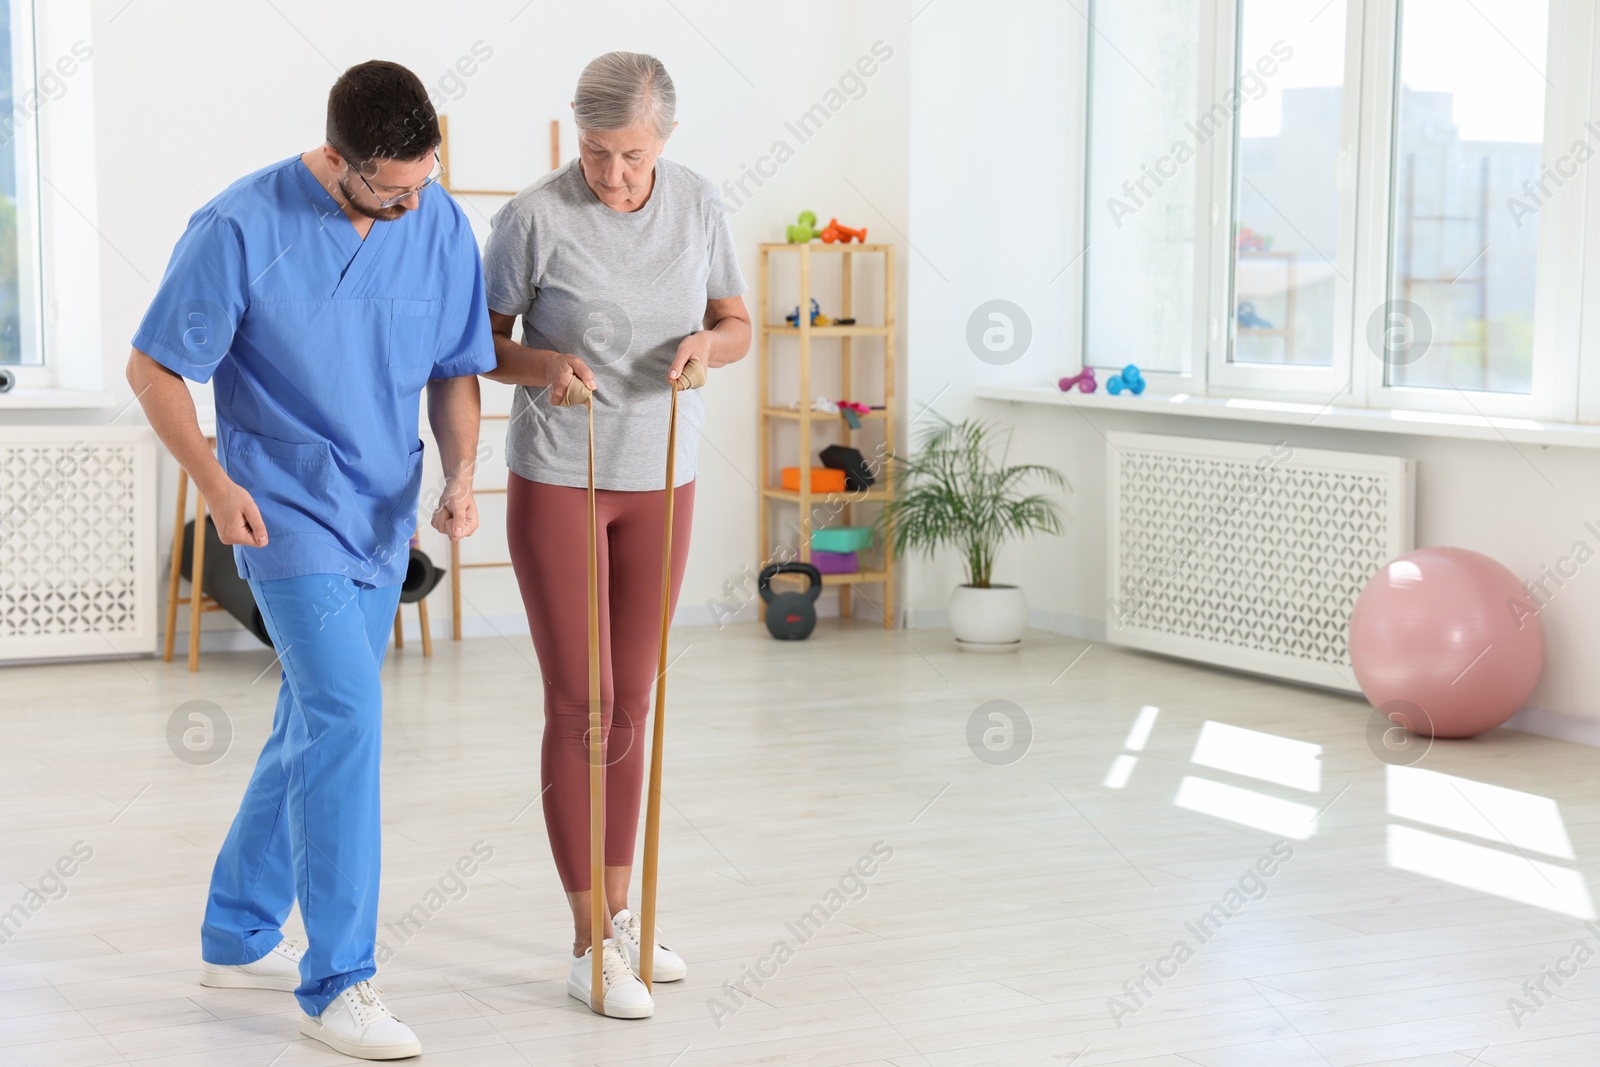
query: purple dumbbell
[{"left": 1058, "top": 368, "right": 1098, "bottom": 394}]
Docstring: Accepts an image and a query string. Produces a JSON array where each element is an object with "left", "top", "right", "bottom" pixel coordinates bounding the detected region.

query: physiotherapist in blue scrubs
[{"left": 127, "top": 61, "right": 495, "bottom": 1061}]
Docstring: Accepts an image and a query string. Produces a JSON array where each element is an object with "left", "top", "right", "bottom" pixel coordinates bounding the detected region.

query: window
[
  {"left": 0, "top": 0, "right": 41, "bottom": 371},
  {"left": 1083, "top": 0, "right": 1203, "bottom": 376},
  {"left": 1385, "top": 0, "right": 1548, "bottom": 395},
  {"left": 1227, "top": 0, "right": 1350, "bottom": 369},
  {"left": 1076, "top": 0, "right": 1581, "bottom": 421}
]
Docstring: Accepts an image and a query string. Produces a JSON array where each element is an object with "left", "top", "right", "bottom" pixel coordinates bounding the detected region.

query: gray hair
[{"left": 573, "top": 51, "right": 676, "bottom": 140}]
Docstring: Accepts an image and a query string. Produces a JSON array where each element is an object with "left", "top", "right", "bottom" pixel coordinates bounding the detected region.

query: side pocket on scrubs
[
  {"left": 224, "top": 431, "right": 338, "bottom": 536},
  {"left": 393, "top": 438, "right": 426, "bottom": 535},
  {"left": 388, "top": 298, "right": 441, "bottom": 368}
]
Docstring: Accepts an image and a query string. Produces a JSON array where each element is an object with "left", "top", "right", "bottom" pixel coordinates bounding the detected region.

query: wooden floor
[{"left": 3, "top": 619, "right": 1600, "bottom": 1065}]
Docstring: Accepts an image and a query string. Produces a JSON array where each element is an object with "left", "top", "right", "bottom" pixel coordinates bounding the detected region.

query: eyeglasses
[{"left": 350, "top": 150, "right": 445, "bottom": 208}]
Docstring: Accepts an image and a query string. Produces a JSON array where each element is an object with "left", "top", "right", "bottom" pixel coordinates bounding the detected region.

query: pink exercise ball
[{"left": 1349, "top": 547, "right": 1543, "bottom": 739}]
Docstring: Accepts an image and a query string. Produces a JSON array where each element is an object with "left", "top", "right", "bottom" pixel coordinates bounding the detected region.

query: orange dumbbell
[{"left": 819, "top": 218, "right": 867, "bottom": 243}]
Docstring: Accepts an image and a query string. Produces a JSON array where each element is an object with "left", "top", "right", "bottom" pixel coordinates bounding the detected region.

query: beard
[{"left": 337, "top": 177, "right": 409, "bottom": 222}]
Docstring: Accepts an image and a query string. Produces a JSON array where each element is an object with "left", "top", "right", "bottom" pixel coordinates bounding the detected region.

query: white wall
[
  {"left": 906, "top": 0, "right": 1081, "bottom": 612},
  {"left": 907, "top": 2, "right": 1600, "bottom": 736},
  {"left": 48, "top": 0, "right": 910, "bottom": 645}
]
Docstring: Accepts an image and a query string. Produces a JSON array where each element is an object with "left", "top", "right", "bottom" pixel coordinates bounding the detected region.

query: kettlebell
[{"left": 757, "top": 561, "right": 823, "bottom": 640}]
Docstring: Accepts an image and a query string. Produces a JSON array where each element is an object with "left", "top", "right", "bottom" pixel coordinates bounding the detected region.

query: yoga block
[
  {"left": 810, "top": 550, "right": 858, "bottom": 574},
  {"left": 781, "top": 467, "right": 847, "bottom": 493},
  {"left": 811, "top": 526, "right": 874, "bottom": 552}
]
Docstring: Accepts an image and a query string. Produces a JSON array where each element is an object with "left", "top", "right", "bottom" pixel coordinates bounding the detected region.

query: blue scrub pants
[{"left": 199, "top": 573, "right": 401, "bottom": 1017}]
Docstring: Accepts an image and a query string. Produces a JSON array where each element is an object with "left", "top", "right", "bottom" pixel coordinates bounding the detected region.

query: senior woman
[{"left": 481, "top": 51, "right": 749, "bottom": 1019}]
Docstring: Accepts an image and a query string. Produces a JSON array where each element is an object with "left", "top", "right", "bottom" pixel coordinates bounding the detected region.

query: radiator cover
[
  {"left": 1105, "top": 431, "right": 1413, "bottom": 691},
  {"left": 0, "top": 425, "right": 157, "bottom": 661}
]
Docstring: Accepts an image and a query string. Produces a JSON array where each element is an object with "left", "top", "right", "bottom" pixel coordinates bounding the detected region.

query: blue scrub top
[{"left": 133, "top": 156, "right": 496, "bottom": 587}]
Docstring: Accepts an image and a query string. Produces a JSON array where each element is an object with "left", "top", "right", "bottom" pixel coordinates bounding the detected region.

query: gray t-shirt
[{"left": 483, "top": 157, "right": 746, "bottom": 491}]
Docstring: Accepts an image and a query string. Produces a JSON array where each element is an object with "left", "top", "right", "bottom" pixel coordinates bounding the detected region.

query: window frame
[
  {"left": 1075, "top": 0, "right": 1590, "bottom": 424},
  {"left": 1204, "top": 0, "right": 1363, "bottom": 400},
  {"left": 1351, "top": 0, "right": 1578, "bottom": 422},
  {"left": 4, "top": 0, "right": 46, "bottom": 386},
  {"left": 1075, "top": 0, "right": 1211, "bottom": 399},
  {"left": 11, "top": 0, "right": 103, "bottom": 401}
]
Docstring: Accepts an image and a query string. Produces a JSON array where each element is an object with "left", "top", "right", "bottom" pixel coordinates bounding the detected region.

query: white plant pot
[{"left": 949, "top": 584, "right": 1027, "bottom": 652}]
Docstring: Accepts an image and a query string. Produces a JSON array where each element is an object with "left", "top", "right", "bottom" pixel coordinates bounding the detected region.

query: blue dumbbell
[{"left": 1106, "top": 364, "right": 1145, "bottom": 395}]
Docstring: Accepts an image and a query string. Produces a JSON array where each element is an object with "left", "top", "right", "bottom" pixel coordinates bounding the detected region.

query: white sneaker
[
  {"left": 299, "top": 981, "right": 420, "bottom": 1060},
  {"left": 566, "top": 937, "right": 654, "bottom": 1019},
  {"left": 200, "top": 938, "right": 304, "bottom": 992},
  {"left": 612, "top": 909, "right": 687, "bottom": 983}
]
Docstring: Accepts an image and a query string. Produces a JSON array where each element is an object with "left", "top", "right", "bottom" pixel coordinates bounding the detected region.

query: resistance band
[{"left": 558, "top": 357, "right": 705, "bottom": 1013}]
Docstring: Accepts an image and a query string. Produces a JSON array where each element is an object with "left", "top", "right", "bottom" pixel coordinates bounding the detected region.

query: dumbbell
[
  {"left": 0, "top": 368, "right": 13, "bottom": 393},
  {"left": 820, "top": 218, "right": 867, "bottom": 243},
  {"left": 1106, "top": 364, "right": 1145, "bottom": 396},
  {"left": 786, "top": 210, "right": 822, "bottom": 243},
  {"left": 1058, "top": 368, "right": 1098, "bottom": 394}
]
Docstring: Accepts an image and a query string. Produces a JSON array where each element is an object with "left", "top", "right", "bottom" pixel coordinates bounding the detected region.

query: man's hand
[
  {"left": 670, "top": 331, "right": 715, "bottom": 384},
  {"left": 547, "top": 352, "right": 597, "bottom": 406},
  {"left": 126, "top": 349, "right": 268, "bottom": 548},
  {"left": 207, "top": 479, "right": 269, "bottom": 547},
  {"left": 426, "top": 374, "right": 482, "bottom": 541},
  {"left": 431, "top": 479, "right": 479, "bottom": 541}
]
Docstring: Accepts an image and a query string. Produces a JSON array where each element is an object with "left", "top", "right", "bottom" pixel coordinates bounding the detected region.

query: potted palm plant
[{"left": 879, "top": 416, "right": 1067, "bottom": 651}]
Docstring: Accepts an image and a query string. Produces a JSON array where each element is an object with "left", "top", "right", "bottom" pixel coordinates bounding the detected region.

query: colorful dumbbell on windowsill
[
  {"left": 1058, "top": 368, "right": 1098, "bottom": 393},
  {"left": 1106, "top": 364, "right": 1145, "bottom": 395},
  {"left": 1060, "top": 365, "right": 1144, "bottom": 395}
]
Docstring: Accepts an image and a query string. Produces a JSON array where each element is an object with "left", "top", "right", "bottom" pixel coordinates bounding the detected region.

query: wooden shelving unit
[{"left": 757, "top": 242, "right": 896, "bottom": 627}]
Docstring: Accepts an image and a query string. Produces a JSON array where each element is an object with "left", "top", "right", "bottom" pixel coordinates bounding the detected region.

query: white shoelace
[
  {"left": 615, "top": 912, "right": 669, "bottom": 952},
  {"left": 275, "top": 938, "right": 303, "bottom": 960},
  {"left": 342, "top": 981, "right": 395, "bottom": 1027},
  {"left": 600, "top": 941, "right": 636, "bottom": 989}
]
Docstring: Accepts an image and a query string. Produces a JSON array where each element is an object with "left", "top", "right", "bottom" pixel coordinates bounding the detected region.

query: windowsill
[
  {"left": 0, "top": 387, "right": 118, "bottom": 411},
  {"left": 975, "top": 383, "right": 1600, "bottom": 451}
]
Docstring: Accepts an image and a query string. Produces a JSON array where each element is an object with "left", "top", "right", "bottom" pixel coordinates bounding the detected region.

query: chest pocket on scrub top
[{"left": 388, "top": 298, "right": 441, "bottom": 369}]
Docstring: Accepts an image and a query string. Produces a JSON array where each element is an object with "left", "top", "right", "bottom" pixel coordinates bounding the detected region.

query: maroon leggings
[{"left": 506, "top": 473, "right": 694, "bottom": 893}]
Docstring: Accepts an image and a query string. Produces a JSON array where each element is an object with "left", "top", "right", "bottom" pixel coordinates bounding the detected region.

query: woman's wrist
[
  {"left": 537, "top": 347, "right": 566, "bottom": 387},
  {"left": 488, "top": 332, "right": 565, "bottom": 389}
]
